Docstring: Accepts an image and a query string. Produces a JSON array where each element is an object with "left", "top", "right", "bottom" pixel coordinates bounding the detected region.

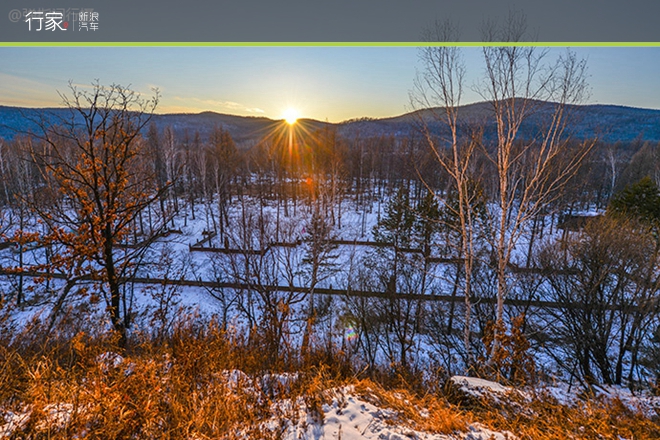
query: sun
[{"left": 283, "top": 108, "right": 299, "bottom": 125}]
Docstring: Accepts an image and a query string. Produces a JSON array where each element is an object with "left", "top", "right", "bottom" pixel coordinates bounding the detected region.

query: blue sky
[{"left": 1, "top": 47, "right": 659, "bottom": 122}]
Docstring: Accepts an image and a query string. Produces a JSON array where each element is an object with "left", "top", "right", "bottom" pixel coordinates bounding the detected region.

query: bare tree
[
  {"left": 413, "top": 14, "right": 593, "bottom": 365},
  {"left": 411, "top": 20, "right": 482, "bottom": 363},
  {"left": 539, "top": 215, "right": 660, "bottom": 385},
  {"left": 209, "top": 126, "right": 238, "bottom": 243},
  {"left": 1, "top": 136, "right": 41, "bottom": 305},
  {"left": 477, "top": 13, "right": 592, "bottom": 359},
  {"left": 30, "top": 82, "right": 165, "bottom": 346}
]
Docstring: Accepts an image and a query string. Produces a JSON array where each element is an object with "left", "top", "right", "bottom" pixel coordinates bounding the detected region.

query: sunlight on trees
[
  {"left": 30, "top": 82, "right": 165, "bottom": 346},
  {"left": 412, "top": 12, "right": 594, "bottom": 367}
]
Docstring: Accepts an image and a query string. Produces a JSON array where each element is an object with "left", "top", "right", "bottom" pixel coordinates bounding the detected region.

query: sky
[{"left": 1, "top": 47, "right": 660, "bottom": 122}]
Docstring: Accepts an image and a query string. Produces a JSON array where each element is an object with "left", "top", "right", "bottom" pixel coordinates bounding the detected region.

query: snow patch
[
  {"left": 96, "top": 351, "right": 135, "bottom": 376},
  {"left": 0, "top": 409, "right": 31, "bottom": 438},
  {"left": 451, "top": 376, "right": 511, "bottom": 396},
  {"left": 250, "top": 385, "right": 518, "bottom": 439},
  {"left": 0, "top": 403, "right": 74, "bottom": 438}
]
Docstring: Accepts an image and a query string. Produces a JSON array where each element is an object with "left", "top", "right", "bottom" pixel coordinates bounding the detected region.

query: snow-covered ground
[{"left": 0, "top": 191, "right": 654, "bottom": 407}]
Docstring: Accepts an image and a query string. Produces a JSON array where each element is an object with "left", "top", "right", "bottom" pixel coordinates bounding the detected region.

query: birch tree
[
  {"left": 478, "top": 14, "right": 592, "bottom": 357},
  {"left": 411, "top": 20, "right": 481, "bottom": 362},
  {"left": 412, "top": 14, "right": 593, "bottom": 364}
]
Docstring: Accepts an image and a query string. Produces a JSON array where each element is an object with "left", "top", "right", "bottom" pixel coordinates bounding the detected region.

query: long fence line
[
  {"left": 188, "top": 240, "right": 578, "bottom": 273},
  {"left": 190, "top": 238, "right": 467, "bottom": 265},
  {"left": 0, "top": 269, "right": 644, "bottom": 312}
]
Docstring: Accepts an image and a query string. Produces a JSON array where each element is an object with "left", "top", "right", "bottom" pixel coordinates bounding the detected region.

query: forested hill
[{"left": 2, "top": 101, "right": 660, "bottom": 145}]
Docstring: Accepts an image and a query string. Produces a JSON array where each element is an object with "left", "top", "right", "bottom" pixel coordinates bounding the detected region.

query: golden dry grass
[
  {"left": 353, "top": 378, "right": 469, "bottom": 435},
  {"left": 449, "top": 385, "right": 660, "bottom": 440},
  {"left": 0, "top": 318, "right": 657, "bottom": 439}
]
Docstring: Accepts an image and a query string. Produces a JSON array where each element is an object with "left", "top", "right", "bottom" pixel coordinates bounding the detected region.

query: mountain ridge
[{"left": 2, "top": 101, "right": 660, "bottom": 145}]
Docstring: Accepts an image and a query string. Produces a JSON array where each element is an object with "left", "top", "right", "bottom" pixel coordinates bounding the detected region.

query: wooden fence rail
[{"left": 0, "top": 269, "right": 648, "bottom": 312}]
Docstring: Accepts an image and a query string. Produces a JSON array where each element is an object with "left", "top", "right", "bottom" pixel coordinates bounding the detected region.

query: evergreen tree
[
  {"left": 373, "top": 186, "right": 414, "bottom": 249},
  {"left": 372, "top": 186, "right": 415, "bottom": 294},
  {"left": 413, "top": 191, "right": 440, "bottom": 258},
  {"left": 609, "top": 176, "right": 660, "bottom": 226}
]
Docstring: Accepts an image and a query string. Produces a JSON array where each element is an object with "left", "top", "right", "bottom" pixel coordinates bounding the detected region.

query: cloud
[
  {"left": 173, "top": 96, "right": 264, "bottom": 114},
  {"left": 0, "top": 73, "right": 59, "bottom": 107},
  {"left": 65, "top": 81, "right": 160, "bottom": 98},
  {"left": 158, "top": 105, "right": 206, "bottom": 114}
]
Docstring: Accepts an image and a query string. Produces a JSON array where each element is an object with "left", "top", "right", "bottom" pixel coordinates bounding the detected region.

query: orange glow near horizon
[
  {"left": 283, "top": 108, "right": 299, "bottom": 125},
  {"left": 263, "top": 114, "right": 317, "bottom": 176}
]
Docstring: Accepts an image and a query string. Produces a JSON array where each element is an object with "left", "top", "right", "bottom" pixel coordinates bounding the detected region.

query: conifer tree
[{"left": 609, "top": 176, "right": 660, "bottom": 227}]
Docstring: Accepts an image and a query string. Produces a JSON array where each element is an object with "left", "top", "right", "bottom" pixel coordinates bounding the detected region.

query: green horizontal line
[{"left": 1, "top": 41, "right": 660, "bottom": 47}]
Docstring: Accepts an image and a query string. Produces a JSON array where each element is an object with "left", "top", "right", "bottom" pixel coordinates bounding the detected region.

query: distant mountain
[
  {"left": 0, "top": 106, "right": 331, "bottom": 147},
  {"left": 2, "top": 101, "right": 660, "bottom": 145},
  {"left": 336, "top": 101, "right": 660, "bottom": 143}
]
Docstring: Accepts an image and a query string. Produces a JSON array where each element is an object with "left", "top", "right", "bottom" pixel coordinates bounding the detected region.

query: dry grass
[
  {"left": 0, "top": 318, "right": 658, "bottom": 439},
  {"left": 353, "top": 378, "right": 468, "bottom": 435},
  {"left": 0, "top": 320, "right": 275, "bottom": 439},
  {"left": 451, "top": 386, "right": 660, "bottom": 440}
]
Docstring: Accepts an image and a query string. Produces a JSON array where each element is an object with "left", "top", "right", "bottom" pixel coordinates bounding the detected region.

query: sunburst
[{"left": 283, "top": 108, "right": 299, "bottom": 125}]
